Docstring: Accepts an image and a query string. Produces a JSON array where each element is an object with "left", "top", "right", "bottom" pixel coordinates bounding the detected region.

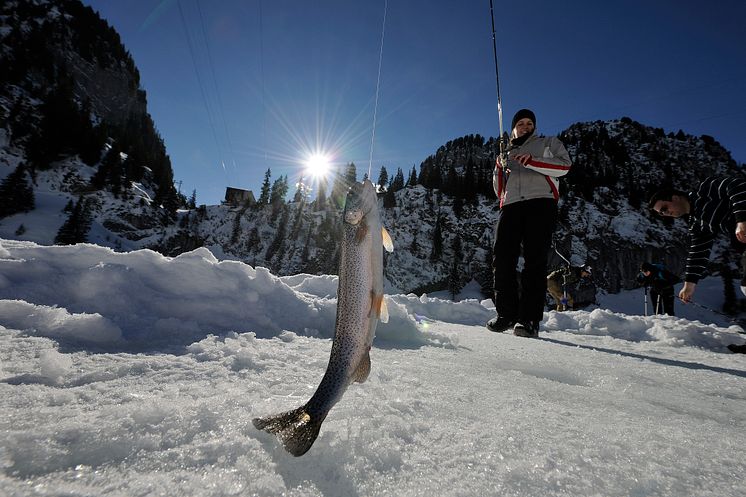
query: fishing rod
[
  {"left": 552, "top": 241, "right": 572, "bottom": 266},
  {"left": 488, "top": 0, "right": 508, "bottom": 178},
  {"left": 684, "top": 300, "right": 746, "bottom": 334}
]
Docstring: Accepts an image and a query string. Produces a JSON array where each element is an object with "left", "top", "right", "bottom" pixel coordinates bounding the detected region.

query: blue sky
[{"left": 82, "top": 0, "right": 746, "bottom": 205}]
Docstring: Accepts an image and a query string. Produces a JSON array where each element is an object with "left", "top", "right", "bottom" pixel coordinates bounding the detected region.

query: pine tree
[
  {"left": 377, "top": 166, "right": 389, "bottom": 192},
  {"left": 407, "top": 165, "right": 418, "bottom": 187},
  {"left": 300, "top": 230, "right": 312, "bottom": 265},
  {"left": 230, "top": 211, "right": 243, "bottom": 245},
  {"left": 453, "top": 196, "right": 464, "bottom": 218},
  {"left": 448, "top": 236, "right": 464, "bottom": 300},
  {"left": 314, "top": 180, "right": 328, "bottom": 211},
  {"left": 464, "top": 157, "right": 477, "bottom": 204},
  {"left": 383, "top": 188, "right": 396, "bottom": 209},
  {"left": 329, "top": 170, "right": 349, "bottom": 210},
  {"left": 270, "top": 175, "right": 289, "bottom": 204},
  {"left": 344, "top": 162, "right": 357, "bottom": 185},
  {"left": 418, "top": 159, "right": 432, "bottom": 187},
  {"left": 445, "top": 164, "right": 459, "bottom": 196},
  {"left": 452, "top": 235, "right": 463, "bottom": 261},
  {"left": 448, "top": 257, "right": 462, "bottom": 301},
  {"left": 265, "top": 207, "right": 290, "bottom": 266},
  {"left": 258, "top": 169, "right": 272, "bottom": 205},
  {"left": 0, "top": 163, "right": 34, "bottom": 218},
  {"left": 390, "top": 168, "right": 405, "bottom": 192},
  {"left": 246, "top": 226, "right": 261, "bottom": 254},
  {"left": 77, "top": 99, "right": 106, "bottom": 166},
  {"left": 270, "top": 175, "right": 289, "bottom": 222},
  {"left": 429, "top": 215, "right": 443, "bottom": 261},
  {"left": 290, "top": 202, "right": 306, "bottom": 239},
  {"left": 91, "top": 142, "right": 123, "bottom": 190},
  {"left": 293, "top": 175, "right": 306, "bottom": 203},
  {"left": 54, "top": 197, "right": 92, "bottom": 245}
]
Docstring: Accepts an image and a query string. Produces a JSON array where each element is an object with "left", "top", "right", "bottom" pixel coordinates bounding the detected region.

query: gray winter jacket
[{"left": 492, "top": 132, "right": 572, "bottom": 208}]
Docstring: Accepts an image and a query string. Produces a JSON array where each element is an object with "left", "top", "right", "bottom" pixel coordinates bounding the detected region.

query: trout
[{"left": 253, "top": 179, "right": 393, "bottom": 456}]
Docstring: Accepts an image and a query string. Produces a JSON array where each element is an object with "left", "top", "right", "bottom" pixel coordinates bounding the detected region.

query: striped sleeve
[
  {"left": 726, "top": 176, "right": 746, "bottom": 223},
  {"left": 684, "top": 229, "right": 716, "bottom": 283},
  {"left": 524, "top": 136, "right": 572, "bottom": 178}
]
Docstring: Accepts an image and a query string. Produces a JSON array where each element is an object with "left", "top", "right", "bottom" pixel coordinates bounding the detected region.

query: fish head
[{"left": 343, "top": 180, "right": 377, "bottom": 225}]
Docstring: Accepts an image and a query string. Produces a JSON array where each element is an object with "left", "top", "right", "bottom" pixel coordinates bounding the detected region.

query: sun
[{"left": 304, "top": 152, "right": 332, "bottom": 179}]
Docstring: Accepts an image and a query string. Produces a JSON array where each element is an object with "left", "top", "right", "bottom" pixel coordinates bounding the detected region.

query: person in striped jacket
[
  {"left": 649, "top": 176, "right": 746, "bottom": 304},
  {"left": 486, "top": 108, "right": 572, "bottom": 338}
]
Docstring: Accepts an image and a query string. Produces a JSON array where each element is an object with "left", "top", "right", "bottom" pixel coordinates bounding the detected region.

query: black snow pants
[
  {"left": 492, "top": 198, "right": 557, "bottom": 325},
  {"left": 650, "top": 288, "right": 675, "bottom": 316}
]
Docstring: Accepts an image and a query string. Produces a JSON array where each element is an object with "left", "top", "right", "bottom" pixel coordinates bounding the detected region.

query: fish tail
[{"left": 252, "top": 406, "right": 324, "bottom": 457}]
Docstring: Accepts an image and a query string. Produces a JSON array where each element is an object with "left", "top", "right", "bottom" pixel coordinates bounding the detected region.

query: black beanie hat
[
  {"left": 640, "top": 262, "right": 654, "bottom": 272},
  {"left": 511, "top": 108, "right": 536, "bottom": 130}
]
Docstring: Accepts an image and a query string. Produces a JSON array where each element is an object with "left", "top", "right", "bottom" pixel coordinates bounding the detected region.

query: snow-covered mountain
[
  {"left": 0, "top": 0, "right": 181, "bottom": 248},
  {"left": 149, "top": 119, "right": 743, "bottom": 299},
  {"left": 2, "top": 0, "right": 745, "bottom": 304}
]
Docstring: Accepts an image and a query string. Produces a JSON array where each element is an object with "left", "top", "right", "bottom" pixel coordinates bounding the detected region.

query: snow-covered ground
[{"left": 1, "top": 238, "right": 745, "bottom": 496}]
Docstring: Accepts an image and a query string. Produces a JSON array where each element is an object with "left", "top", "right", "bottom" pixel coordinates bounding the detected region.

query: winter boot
[
  {"left": 486, "top": 315, "right": 515, "bottom": 333},
  {"left": 513, "top": 320, "right": 539, "bottom": 338}
]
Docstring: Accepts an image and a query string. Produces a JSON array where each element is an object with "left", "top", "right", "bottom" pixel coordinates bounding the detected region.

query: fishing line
[
  {"left": 368, "top": 0, "right": 388, "bottom": 180},
  {"left": 258, "top": 0, "right": 268, "bottom": 172},
  {"left": 195, "top": 0, "right": 238, "bottom": 172},
  {"left": 177, "top": 0, "right": 227, "bottom": 173}
]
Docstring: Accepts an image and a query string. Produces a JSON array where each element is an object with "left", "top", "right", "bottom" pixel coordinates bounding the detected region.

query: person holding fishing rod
[
  {"left": 486, "top": 109, "right": 572, "bottom": 337},
  {"left": 484, "top": 3, "right": 571, "bottom": 337}
]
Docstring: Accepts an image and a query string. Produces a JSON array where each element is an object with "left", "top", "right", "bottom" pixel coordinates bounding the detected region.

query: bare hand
[
  {"left": 736, "top": 221, "right": 746, "bottom": 243},
  {"left": 678, "top": 282, "right": 696, "bottom": 303},
  {"left": 513, "top": 153, "right": 531, "bottom": 165}
]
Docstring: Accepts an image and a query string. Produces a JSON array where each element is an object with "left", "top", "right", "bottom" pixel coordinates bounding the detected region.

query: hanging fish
[{"left": 253, "top": 179, "right": 394, "bottom": 456}]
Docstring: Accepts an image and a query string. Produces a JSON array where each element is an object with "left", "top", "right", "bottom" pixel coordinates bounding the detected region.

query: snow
[{"left": 1, "top": 237, "right": 745, "bottom": 496}]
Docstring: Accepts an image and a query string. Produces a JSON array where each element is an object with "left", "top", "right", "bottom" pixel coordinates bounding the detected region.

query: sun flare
[{"left": 304, "top": 153, "right": 332, "bottom": 179}]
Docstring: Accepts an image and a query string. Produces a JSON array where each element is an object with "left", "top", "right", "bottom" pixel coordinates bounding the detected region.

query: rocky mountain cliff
[
  {"left": 2, "top": 0, "right": 745, "bottom": 307},
  {"left": 0, "top": 0, "right": 181, "bottom": 244}
]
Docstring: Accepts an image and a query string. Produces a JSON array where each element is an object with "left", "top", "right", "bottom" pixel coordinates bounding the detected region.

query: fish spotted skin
[{"left": 252, "top": 180, "right": 392, "bottom": 456}]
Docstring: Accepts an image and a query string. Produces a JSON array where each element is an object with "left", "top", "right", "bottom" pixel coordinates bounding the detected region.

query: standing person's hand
[
  {"left": 679, "top": 282, "right": 696, "bottom": 303},
  {"left": 514, "top": 153, "right": 531, "bottom": 165},
  {"left": 736, "top": 221, "right": 746, "bottom": 243}
]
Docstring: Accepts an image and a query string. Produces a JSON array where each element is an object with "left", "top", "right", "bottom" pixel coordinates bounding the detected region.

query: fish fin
[
  {"left": 381, "top": 227, "right": 394, "bottom": 252},
  {"left": 352, "top": 350, "right": 371, "bottom": 383},
  {"left": 370, "top": 291, "right": 389, "bottom": 323},
  {"left": 380, "top": 297, "right": 389, "bottom": 323},
  {"left": 252, "top": 406, "right": 323, "bottom": 457},
  {"left": 355, "top": 223, "right": 369, "bottom": 244}
]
